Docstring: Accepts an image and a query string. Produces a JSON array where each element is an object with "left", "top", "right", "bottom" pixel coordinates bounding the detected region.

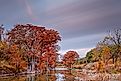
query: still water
[
  {"left": 0, "top": 70, "right": 79, "bottom": 81},
  {"left": 0, "top": 69, "right": 120, "bottom": 81}
]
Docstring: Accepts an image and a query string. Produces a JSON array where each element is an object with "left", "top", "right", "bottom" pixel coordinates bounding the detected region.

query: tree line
[
  {"left": 0, "top": 24, "right": 79, "bottom": 74},
  {"left": 85, "top": 28, "right": 121, "bottom": 72},
  {"left": 1, "top": 23, "right": 120, "bottom": 74},
  {"left": 0, "top": 24, "right": 61, "bottom": 74}
]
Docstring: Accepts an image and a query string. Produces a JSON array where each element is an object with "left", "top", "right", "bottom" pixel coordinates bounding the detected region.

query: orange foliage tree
[
  {"left": 62, "top": 51, "right": 79, "bottom": 69},
  {"left": 9, "top": 44, "right": 27, "bottom": 73},
  {"left": 38, "top": 45, "right": 59, "bottom": 70},
  {"left": 7, "top": 24, "right": 61, "bottom": 72}
]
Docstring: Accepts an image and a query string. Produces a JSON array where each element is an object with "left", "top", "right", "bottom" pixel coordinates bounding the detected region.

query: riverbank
[{"left": 0, "top": 69, "right": 121, "bottom": 81}]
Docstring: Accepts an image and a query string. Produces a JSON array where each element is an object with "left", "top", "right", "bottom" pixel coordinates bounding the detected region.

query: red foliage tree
[
  {"left": 38, "top": 45, "right": 59, "bottom": 71},
  {"left": 62, "top": 51, "right": 79, "bottom": 69},
  {"left": 7, "top": 24, "right": 61, "bottom": 72}
]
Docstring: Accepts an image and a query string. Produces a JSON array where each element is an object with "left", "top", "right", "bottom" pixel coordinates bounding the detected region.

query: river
[{"left": 0, "top": 68, "right": 120, "bottom": 81}]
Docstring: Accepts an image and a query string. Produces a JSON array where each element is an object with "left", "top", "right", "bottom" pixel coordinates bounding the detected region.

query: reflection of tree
[
  {"left": 0, "top": 71, "right": 57, "bottom": 81},
  {"left": 27, "top": 74, "right": 36, "bottom": 81},
  {"left": 48, "top": 75, "right": 56, "bottom": 81},
  {"left": 35, "top": 71, "right": 56, "bottom": 81},
  {"left": 36, "top": 74, "right": 47, "bottom": 81},
  {"left": 0, "top": 76, "right": 26, "bottom": 81},
  {"left": 61, "top": 70, "right": 75, "bottom": 81}
]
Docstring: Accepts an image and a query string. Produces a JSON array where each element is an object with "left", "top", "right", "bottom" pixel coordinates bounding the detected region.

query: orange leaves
[
  {"left": 0, "top": 41, "right": 9, "bottom": 61},
  {"left": 97, "top": 61, "right": 105, "bottom": 72},
  {"left": 38, "top": 46, "right": 58, "bottom": 70},
  {"left": 62, "top": 51, "right": 79, "bottom": 68},
  {"left": 101, "top": 46, "right": 111, "bottom": 63},
  {"left": 7, "top": 24, "right": 61, "bottom": 71},
  {"left": 38, "top": 61, "right": 46, "bottom": 71},
  {"left": 7, "top": 24, "right": 61, "bottom": 57},
  {"left": 19, "top": 60, "right": 27, "bottom": 70},
  {"left": 6, "top": 44, "right": 28, "bottom": 72},
  {"left": 9, "top": 45, "right": 22, "bottom": 62}
]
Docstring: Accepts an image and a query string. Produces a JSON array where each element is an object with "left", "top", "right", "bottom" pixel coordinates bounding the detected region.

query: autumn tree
[
  {"left": 0, "top": 41, "right": 9, "bottom": 61},
  {"left": 8, "top": 44, "right": 27, "bottom": 73},
  {"left": 0, "top": 32, "right": 26, "bottom": 73},
  {"left": 86, "top": 28, "right": 121, "bottom": 72},
  {"left": 101, "top": 28, "right": 121, "bottom": 66},
  {"left": 38, "top": 45, "right": 59, "bottom": 70},
  {"left": 62, "top": 51, "right": 79, "bottom": 69},
  {"left": 96, "top": 42, "right": 112, "bottom": 64},
  {"left": 7, "top": 24, "right": 61, "bottom": 72}
]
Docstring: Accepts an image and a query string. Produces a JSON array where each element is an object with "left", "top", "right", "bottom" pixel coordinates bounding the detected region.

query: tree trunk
[
  {"left": 27, "top": 57, "right": 35, "bottom": 73},
  {"left": 0, "top": 35, "right": 1, "bottom": 41}
]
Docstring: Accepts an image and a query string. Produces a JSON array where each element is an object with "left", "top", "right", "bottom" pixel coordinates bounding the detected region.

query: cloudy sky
[{"left": 0, "top": 0, "right": 121, "bottom": 57}]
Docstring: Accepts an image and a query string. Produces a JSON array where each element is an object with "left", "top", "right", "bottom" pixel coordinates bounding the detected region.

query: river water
[
  {"left": 0, "top": 70, "right": 75, "bottom": 81},
  {"left": 0, "top": 68, "right": 120, "bottom": 81}
]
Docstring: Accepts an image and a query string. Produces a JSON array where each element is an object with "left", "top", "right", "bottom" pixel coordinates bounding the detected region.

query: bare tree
[
  {"left": 0, "top": 24, "right": 4, "bottom": 41},
  {"left": 103, "top": 28, "right": 121, "bottom": 65}
]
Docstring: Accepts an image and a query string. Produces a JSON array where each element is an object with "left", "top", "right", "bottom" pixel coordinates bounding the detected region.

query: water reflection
[
  {"left": 55, "top": 73, "right": 64, "bottom": 81},
  {"left": 0, "top": 70, "right": 77, "bottom": 81},
  {"left": 0, "top": 70, "right": 120, "bottom": 81},
  {"left": 27, "top": 74, "right": 36, "bottom": 81}
]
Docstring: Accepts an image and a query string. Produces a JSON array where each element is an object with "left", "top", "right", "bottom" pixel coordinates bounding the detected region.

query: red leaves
[
  {"left": 62, "top": 51, "right": 79, "bottom": 68},
  {"left": 7, "top": 24, "right": 61, "bottom": 71},
  {"left": 38, "top": 46, "right": 58, "bottom": 69},
  {"left": 8, "top": 44, "right": 27, "bottom": 71}
]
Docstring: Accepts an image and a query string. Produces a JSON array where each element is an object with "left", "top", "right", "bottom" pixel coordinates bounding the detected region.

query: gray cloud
[
  {"left": 42, "top": 0, "right": 121, "bottom": 39},
  {"left": 59, "top": 33, "right": 106, "bottom": 50},
  {"left": 0, "top": 0, "right": 121, "bottom": 52}
]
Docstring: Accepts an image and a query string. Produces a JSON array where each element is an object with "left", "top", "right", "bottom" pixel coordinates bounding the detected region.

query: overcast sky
[{"left": 0, "top": 0, "right": 121, "bottom": 57}]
